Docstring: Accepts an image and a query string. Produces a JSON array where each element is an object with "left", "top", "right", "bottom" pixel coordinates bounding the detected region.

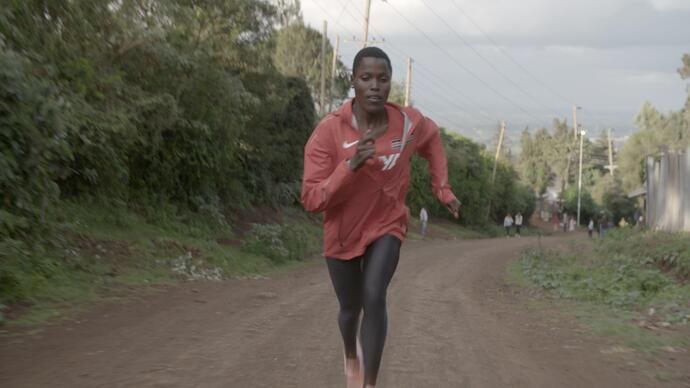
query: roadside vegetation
[
  {"left": 517, "top": 54, "right": 689, "bottom": 226},
  {"left": 0, "top": 201, "right": 323, "bottom": 326},
  {"left": 1, "top": 1, "right": 538, "bottom": 325},
  {"left": 514, "top": 229, "right": 690, "bottom": 351}
]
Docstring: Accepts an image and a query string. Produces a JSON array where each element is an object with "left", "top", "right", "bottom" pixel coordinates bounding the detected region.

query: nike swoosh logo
[{"left": 342, "top": 140, "right": 359, "bottom": 149}]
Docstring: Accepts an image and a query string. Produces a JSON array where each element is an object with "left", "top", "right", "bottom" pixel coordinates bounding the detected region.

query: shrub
[
  {"left": 519, "top": 230, "right": 690, "bottom": 324},
  {"left": 241, "top": 222, "right": 312, "bottom": 263}
]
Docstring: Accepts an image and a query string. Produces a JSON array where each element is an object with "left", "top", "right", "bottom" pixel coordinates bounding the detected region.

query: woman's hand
[
  {"left": 348, "top": 129, "right": 376, "bottom": 171},
  {"left": 446, "top": 199, "right": 461, "bottom": 219}
]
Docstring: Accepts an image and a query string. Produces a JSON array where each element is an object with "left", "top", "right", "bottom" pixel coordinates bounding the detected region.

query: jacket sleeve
[
  {"left": 415, "top": 117, "right": 458, "bottom": 205},
  {"left": 301, "top": 123, "right": 358, "bottom": 213}
]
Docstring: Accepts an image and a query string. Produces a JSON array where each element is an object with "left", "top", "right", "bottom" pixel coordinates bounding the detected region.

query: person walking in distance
[
  {"left": 514, "top": 212, "right": 523, "bottom": 237},
  {"left": 562, "top": 212, "right": 568, "bottom": 233},
  {"left": 588, "top": 218, "right": 594, "bottom": 238},
  {"left": 599, "top": 212, "right": 608, "bottom": 238},
  {"left": 301, "top": 47, "right": 461, "bottom": 388},
  {"left": 504, "top": 213, "right": 514, "bottom": 237},
  {"left": 419, "top": 207, "right": 429, "bottom": 236}
]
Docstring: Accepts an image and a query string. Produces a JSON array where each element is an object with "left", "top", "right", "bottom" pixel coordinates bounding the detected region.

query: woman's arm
[
  {"left": 301, "top": 125, "right": 358, "bottom": 213},
  {"left": 416, "top": 117, "right": 461, "bottom": 217}
]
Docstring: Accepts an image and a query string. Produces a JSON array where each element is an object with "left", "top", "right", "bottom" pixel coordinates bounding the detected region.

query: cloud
[
  {"left": 299, "top": 0, "right": 690, "bottom": 140},
  {"left": 649, "top": 0, "right": 690, "bottom": 11},
  {"left": 623, "top": 71, "right": 679, "bottom": 84},
  {"left": 302, "top": 0, "right": 690, "bottom": 48}
]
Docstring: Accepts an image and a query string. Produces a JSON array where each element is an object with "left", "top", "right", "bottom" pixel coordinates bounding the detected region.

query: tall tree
[
  {"left": 588, "top": 129, "right": 611, "bottom": 176},
  {"left": 272, "top": 22, "right": 349, "bottom": 111},
  {"left": 518, "top": 128, "right": 550, "bottom": 195},
  {"left": 678, "top": 53, "right": 690, "bottom": 80},
  {"left": 617, "top": 53, "right": 689, "bottom": 192},
  {"left": 274, "top": 0, "right": 302, "bottom": 27},
  {"left": 543, "top": 119, "right": 576, "bottom": 193}
]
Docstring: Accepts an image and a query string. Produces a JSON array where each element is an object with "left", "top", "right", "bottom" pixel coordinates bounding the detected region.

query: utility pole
[
  {"left": 577, "top": 129, "right": 586, "bottom": 226},
  {"left": 362, "top": 0, "right": 372, "bottom": 48},
  {"left": 487, "top": 121, "right": 506, "bottom": 222},
  {"left": 606, "top": 128, "right": 617, "bottom": 177},
  {"left": 564, "top": 105, "right": 581, "bottom": 190},
  {"left": 491, "top": 121, "right": 506, "bottom": 184},
  {"left": 572, "top": 105, "right": 579, "bottom": 140},
  {"left": 329, "top": 35, "right": 340, "bottom": 112},
  {"left": 344, "top": 0, "right": 383, "bottom": 48},
  {"left": 404, "top": 57, "right": 413, "bottom": 107},
  {"left": 319, "top": 20, "right": 327, "bottom": 115}
]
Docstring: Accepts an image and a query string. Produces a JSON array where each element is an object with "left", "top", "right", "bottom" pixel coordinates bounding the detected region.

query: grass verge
[
  {"left": 0, "top": 201, "right": 322, "bottom": 327},
  {"left": 510, "top": 228, "right": 690, "bottom": 354},
  {"left": 407, "top": 218, "right": 547, "bottom": 240}
]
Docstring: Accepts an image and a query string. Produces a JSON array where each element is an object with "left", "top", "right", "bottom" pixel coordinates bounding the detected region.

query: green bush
[
  {"left": 242, "top": 224, "right": 289, "bottom": 262},
  {"left": 519, "top": 230, "right": 690, "bottom": 323},
  {"left": 601, "top": 229, "right": 690, "bottom": 280},
  {"left": 520, "top": 249, "right": 672, "bottom": 308},
  {"left": 281, "top": 223, "right": 311, "bottom": 261},
  {"left": 241, "top": 222, "right": 312, "bottom": 263},
  {"left": 0, "top": 237, "right": 32, "bottom": 303},
  {"left": 1, "top": 2, "right": 318, "bottom": 243},
  {"left": 562, "top": 186, "right": 598, "bottom": 225},
  {"left": 408, "top": 130, "right": 534, "bottom": 226},
  {"left": 0, "top": 267, "right": 24, "bottom": 303},
  {"left": 0, "top": 39, "right": 71, "bottom": 241}
]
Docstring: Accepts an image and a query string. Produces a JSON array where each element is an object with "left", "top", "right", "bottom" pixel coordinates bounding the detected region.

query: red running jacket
[{"left": 301, "top": 99, "right": 457, "bottom": 260}]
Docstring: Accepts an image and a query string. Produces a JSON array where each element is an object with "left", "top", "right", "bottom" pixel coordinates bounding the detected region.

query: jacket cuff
[{"left": 437, "top": 189, "right": 457, "bottom": 205}]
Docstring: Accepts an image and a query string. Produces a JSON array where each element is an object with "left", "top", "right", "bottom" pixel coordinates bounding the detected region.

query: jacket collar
[{"left": 332, "top": 98, "right": 424, "bottom": 134}]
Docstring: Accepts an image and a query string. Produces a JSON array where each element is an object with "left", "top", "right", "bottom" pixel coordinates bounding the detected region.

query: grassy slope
[
  {"left": 1, "top": 201, "right": 520, "bottom": 327},
  {"left": 510, "top": 229, "right": 690, "bottom": 354},
  {"left": 0, "top": 202, "right": 321, "bottom": 326}
]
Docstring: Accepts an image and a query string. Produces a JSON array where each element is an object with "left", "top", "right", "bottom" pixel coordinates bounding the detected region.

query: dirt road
[{"left": 1, "top": 236, "right": 686, "bottom": 387}]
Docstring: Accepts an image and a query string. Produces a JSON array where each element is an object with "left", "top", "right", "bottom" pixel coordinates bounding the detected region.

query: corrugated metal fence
[{"left": 646, "top": 147, "right": 690, "bottom": 232}]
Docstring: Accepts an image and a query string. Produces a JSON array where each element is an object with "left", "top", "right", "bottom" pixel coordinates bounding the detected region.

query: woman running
[{"left": 301, "top": 47, "right": 461, "bottom": 388}]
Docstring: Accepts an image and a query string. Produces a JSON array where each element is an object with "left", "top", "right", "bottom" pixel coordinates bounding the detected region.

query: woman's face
[{"left": 351, "top": 57, "right": 392, "bottom": 115}]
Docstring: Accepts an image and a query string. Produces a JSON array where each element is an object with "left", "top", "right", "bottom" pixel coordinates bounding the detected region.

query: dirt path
[{"left": 0, "top": 236, "right": 686, "bottom": 387}]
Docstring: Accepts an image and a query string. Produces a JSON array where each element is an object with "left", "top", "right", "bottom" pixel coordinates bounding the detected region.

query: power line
[
  {"left": 308, "top": 0, "right": 361, "bottom": 42},
  {"left": 415, "top": 90, "right": 490, "bottom": 126},
  {"left": 413, "top": 62, "right": 495, "bottom": 120},
  {"left": 335, "top": 0, "right": 350, "bottom": 21},
  {"left": 380, "top": 46, "right": 486, "bottom": 120},
  {"left": 328, "top": 0, "right": 499, "bottom": 119},
  {"left": 447, "top": 0, "right": 574, "bottom": 106},
  {"left": 417, "top": 0, "right": 562, "bottom": 117},
  {"left": 308, "top": 0, "right": 508, "bottom": 130},
  {"left": 309, "top": 0, "right": 497, "bottom": 127},
  {"left": 359, "top": 20, "right": 499, "bottom": 122},
  {"left": 366, "top": 45, "right": 491, "bottom": 128},
  {"left": 382, "top": 0, "right": 547, "bottom": 124},
  {"left": 384, "top": 49, "right": 499, "bottom": 128},
  {"left": 416, "top": 105, "right": 473, "bottom": 132}
]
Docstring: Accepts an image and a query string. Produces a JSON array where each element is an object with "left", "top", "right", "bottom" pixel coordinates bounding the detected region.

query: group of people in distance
[
  {"left": 502, "top": 212, "right": 524, "bottom": 237},
  {"left": 552, "top": 212, "right": 577, "bottom": 233}
]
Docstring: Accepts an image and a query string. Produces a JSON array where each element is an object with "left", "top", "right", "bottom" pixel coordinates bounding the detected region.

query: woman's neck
[{"left": 352, "top": 100, "right": 387, "bottom": 131}]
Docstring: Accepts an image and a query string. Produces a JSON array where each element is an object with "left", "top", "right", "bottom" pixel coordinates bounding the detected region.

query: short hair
[{"left": 352, "top": 46, "right": 392, "bottom": 75}]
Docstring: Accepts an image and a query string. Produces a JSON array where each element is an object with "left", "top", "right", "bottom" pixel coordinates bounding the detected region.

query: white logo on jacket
[
  {"left": 342, "top": 140, "right": 359, "bottom": 149},
  {"left": 379, "top": 153, "right": 400, "bottom": 171}
]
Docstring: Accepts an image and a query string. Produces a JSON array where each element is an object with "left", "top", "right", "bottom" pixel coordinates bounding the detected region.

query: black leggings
[{"left": 326, "top": 235, "right": 401, "bottom": 386}]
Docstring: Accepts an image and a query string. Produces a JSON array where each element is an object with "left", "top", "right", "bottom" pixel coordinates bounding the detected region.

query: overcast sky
[{"left": 300, "top": 0, "right": 690, "bottom": 144}]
